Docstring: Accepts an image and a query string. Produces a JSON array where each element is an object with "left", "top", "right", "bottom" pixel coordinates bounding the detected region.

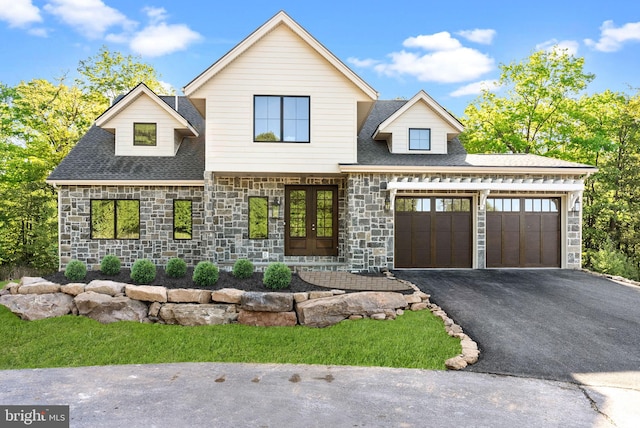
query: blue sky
[{"left": 1, "top": 0, "right": 640, "bottom": 116}]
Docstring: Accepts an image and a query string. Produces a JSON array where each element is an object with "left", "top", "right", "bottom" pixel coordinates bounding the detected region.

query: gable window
[
  {"left": 173, "top": 200, "right": 192, "bottom": 240},
  {"left": 91, "top": 200, "right": 140, "bottom": 239},
  {"left": 254, "top": 96, "right": 309, "bottom": 142},
  {"left": 134, "top": 123, "right": 157, "bottom": 146},
  {"left": 409, "top": 128, "right": 431, "bottom": 150},
  {"left": 249, "top": 197, "right": 268, "bottom": 239}
]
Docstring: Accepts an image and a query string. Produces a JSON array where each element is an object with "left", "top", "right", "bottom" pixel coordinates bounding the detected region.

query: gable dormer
[
  {"left": 95, "top": 83, "right": 198, "bottom": 157},
  {"left": 373, "top": 91, "right": 463, "bottom": 155}
]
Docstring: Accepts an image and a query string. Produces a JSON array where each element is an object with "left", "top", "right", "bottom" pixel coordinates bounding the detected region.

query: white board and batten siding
[
  {"left": 383, "top": 101, "right": 459, "bottom": 155},
  {"left": 102, "top": 94, "right": 186, "bottom": 157},
  {"left": 190, "top": 24, "right": 374, "bottom": 174}
]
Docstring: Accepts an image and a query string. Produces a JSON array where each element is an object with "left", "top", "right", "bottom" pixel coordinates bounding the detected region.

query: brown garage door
[
  {"left": 395, "top": 197, "right": 472, "bottom": 268},
  {"left": 486, "top": 198, "right": 561, "bottom": 267}
]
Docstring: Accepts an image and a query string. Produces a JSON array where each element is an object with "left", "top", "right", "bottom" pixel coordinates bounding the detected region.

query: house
[{"left": 47, "top": 11, "right": 596, "bottom": 272}]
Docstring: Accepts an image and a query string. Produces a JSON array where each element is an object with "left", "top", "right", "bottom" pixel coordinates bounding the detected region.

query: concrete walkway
[
  {"left": 0, "top": 363, "right": 614, "bottom": 428},
  {"left": 299, "top": 271, "right": 411, "bottom": 291}
]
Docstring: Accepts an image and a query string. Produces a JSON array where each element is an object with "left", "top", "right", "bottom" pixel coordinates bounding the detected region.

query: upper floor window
[
  {"left": 134, "top": 123, "right": 157, "bottom": 146},
  {"left": 254, "top": 96, "right": 309, "bottom": 143},
  {"left": 409, "top": 128, "right": 430, "bottom": 151}
]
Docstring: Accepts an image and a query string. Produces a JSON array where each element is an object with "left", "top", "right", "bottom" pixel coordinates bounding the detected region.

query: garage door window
[
  {"left": 396, "top": 198, "right": 431, "bottom": 212},
  {"left": 436, "top": 198, "right": 471, "bottom": 212},
  {"left": 487, "top": 198, "right": 520, "bottom": 212},
  {"left": 525, "top": 198, "right": 559, "bottom": 212}
]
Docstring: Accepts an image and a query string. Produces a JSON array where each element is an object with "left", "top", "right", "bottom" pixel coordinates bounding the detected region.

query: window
[
  {"left": 435, "top": 198, "right": 471, "bottom": 212},
  {"left": 254, "top": 96, "right": 309, "bottom": 142},
  {"left": 486, "top": 198, "right": 521, "bottom": 212},
  {"left": 249, "top": 197, "right": 268, "bottom": 239},
  {"left": 91, "top": 200, "right": 140, "bottom": 239},
  {"left": 409, "top": 128, "right": 431, "bottom": 150},
  {"left": 525, "top": 198, "right": 559, "bottom": 212},
  {"left": 396, "top": 198, "right": 431, "bottom": 212},
  {"left": 134, "top": 123, "right": 157, "bottom": 146},
  {"left": 173, "top": 200, "right": 192, "bottom": 240}
]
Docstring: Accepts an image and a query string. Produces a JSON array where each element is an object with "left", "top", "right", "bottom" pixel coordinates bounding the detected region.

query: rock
[
  {"left": 404, "top": 293, "right": 422, "bottom": 304},
  {"left": 348, "top": 315, "right": 363, "bottom": 320},
  {"left": 461, "top": 338, "right": 478, "bottom": 352},
  {"left": 296, "top": 292, "right": 408, "bottom": 328},
  {"left": 308, "top": 291, "right": 333, "bottom": 299},
  {"left": 415, "top": 291, "right": 430, "bottom": 300},
  {"left": 463, "top": 349, "right": 480, "bottom": 365},
  {"left": 74, "top": 291, "right": 148, "bottom": 324},
  {"left": 168, "top": 288, "right": 211, "bottom": 304},
  {"left": 125, "top": 285, "right": 167, "bottom": 302},
  {"left": 18, "top": 282, "right": 60, "bottom": 295},
  {"left": 60, "top": 283, "right": 85, "bottom": 296},
  {"left": 159, "top": 303, "right": 238, "bottom": 326},
  {"left": 447, "top": 324, "right": 463, "bottom": 335},
  {"left": 0, "top": 293, "right": 74, "bottom": 320},
  {"left": 148, "top": 302, "right": 162, "bottom": 317},
  {"left": 371, "top": 313, "right": 386, "bottom": 320},
  {"left": 8, "top": 282, "right": 21, "bottom": 295},
  {"left": 20, "top": 277, "right": 48, "bottom": 286},
  {"left": 410, "top": 302, "right": 428, "bottom": 311},
  {"left": 85, "top": 280, "right": 127, "bottom": 296},
  {"left": 211, "top": 288, "right": 244, "bottom": 304},
  {"left": 445, "top": 356, "right": 468, "bottom": 370},
  {"left": 237, "top": 310, "right": 297, "bottom": 327},
  {"left": 241, "top": 292, "right": 293, "bottom": 312},
  {"left": 396, "top": 309, "right": 405, "bottom": 316},
  {"left": 331, "top": 289, "right": 346, "bottom": 295},
  {"left": 293, "top": 292, "right": 308, "bottom": 303}
]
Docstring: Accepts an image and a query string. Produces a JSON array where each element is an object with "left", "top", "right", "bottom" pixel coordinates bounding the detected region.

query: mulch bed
[{"left": 44, "top": 267, "right": 336, "bottom": 293}]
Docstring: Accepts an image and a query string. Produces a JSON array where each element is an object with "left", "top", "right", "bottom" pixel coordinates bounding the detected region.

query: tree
[{"left": 461, "top": 48, "right": 594, "bottom": 158}]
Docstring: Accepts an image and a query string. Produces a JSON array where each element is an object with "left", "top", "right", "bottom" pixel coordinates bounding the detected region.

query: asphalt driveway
[{"left": 394, "top": 269, "right": 640, "bottom": 387}]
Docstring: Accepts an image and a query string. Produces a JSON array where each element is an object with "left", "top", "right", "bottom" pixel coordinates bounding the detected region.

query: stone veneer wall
[
  {"left": 58, "top": 185, "right": 205, "bottom": 270},
  {"left": 203, "top": 173, "right": 347, "bottom": 270}
]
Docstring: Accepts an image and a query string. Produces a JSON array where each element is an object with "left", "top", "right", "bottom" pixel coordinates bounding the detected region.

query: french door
[{"left": 285, "top": 186, "right": 338, "bottom": 256}]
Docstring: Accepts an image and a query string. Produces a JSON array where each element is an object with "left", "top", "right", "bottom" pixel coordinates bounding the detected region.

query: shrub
[
  {"left": 263, "top": 262, "right": 292, "bottom": 290},
  {"left": 166, "top": 258, "right": 187, "bottom": 278},
  {"left": 589, "top": 240, "right": 639, "bottom": 281},
  {"left": 193, "top": 261, "right": 219, "bottom": 287},
  {"left": 64, "top": 260, "right": 87, "bottom": 281},
  {"left": 130, "top": 259, "right": 156, "bottom": 284},
  {"left": 232, "top": 259, "right": 254, "bottom": 279},
  {"left": 100, "top": 255, "right": 121, "bottom": 276}
]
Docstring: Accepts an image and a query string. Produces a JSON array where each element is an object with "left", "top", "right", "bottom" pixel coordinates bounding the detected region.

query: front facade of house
[{"left": 47, "top": 12, "right": 596, "bottom": 272}]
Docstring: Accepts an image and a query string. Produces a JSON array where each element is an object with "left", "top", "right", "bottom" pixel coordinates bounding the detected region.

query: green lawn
[
  {"left": 0, "top": 305, "right": 460, "bottom": 370},
  {"left": 0, "top": 280, "right": 8, "bottom": 288}
]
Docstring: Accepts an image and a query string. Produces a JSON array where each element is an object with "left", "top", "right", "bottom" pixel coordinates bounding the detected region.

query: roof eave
[{"left": 339, "top": 164, "right": 598, "bottom": 175}]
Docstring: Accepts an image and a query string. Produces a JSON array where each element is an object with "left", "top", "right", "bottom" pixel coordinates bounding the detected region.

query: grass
[
  {"left": 0, "top": 280, "right": 8, "bottom": 288},
  {"left": 0, "top": 305, "right": 460, "bottom": 370}
]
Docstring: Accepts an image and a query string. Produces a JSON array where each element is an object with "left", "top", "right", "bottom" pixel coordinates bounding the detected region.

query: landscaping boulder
[
  {"left": 125, "top": 284, "right": 167, "bottom": 302},
  {"left": 237, "top": 309, "right": 297, "bottom": 327},
  {"left": 296, "top": 292, "right": 408, "bottom": 327},
  {"left": 60, "top": 283, "right": 85, "bottom": 296},
  {"left": 240, "top": 292, "right": 293, "bottom": 312},
  {"left": 168, "top": 288, "right": 212, "bottom": 304},
  {"left": 85, "top": 280, "right": 127, "bottom": 296},
  {"left": 0, "top": 293, "right": 74, "bottom": 321},
  {"left": 20, "top": 277, "right": 48, "bottom": 286},
  {"left": 18, "top": 281, "right": 60, "bottom": 295},
  {"left": 74, "top": 291, "right": 148, "bottom": 323},
  {"left": 211, "top": 288, "right": 244, "bottom": 304},
  {"left": 159, "top": 303, "right": 238, "bottom": 326}
]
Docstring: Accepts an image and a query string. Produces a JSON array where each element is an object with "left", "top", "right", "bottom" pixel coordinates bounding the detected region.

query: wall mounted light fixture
[{"left": 270, "top": 197, "right": 281, "bottom": 218}]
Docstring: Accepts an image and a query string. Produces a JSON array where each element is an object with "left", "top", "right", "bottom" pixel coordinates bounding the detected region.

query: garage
[
  {"left": 486, "top": 197, "right": 561, "bottom": 267},
  {"left": 395, "top": 197, "right": 472, "bottom": 268}
]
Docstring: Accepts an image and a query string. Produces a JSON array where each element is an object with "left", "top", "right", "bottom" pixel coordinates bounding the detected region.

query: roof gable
[
  {"left": 95, "top": 83, "right": 198, "bottom": 137},
  {"left": 183, "top": 11, "right": 377, "bottom": 100},
  {"left": 373, "top": 90, "right": 464, "bottom": 137}
]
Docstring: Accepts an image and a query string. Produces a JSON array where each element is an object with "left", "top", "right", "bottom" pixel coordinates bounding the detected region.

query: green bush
[
  {"left": 589, "top": 240, "right": 639, "bottom": 281},
  {"left": 192, "top": 261, "right": 219, "bottom": 287},
  {"left": 64, "top": 260, "right": 87, "bottom": 281},
  {"left": 130, "top": 259, "right": 156, "bottom": 284},
  {"left": 232, "top": 259, "right": 254, "bottom": 279},
  {"left": 166, "top": 258, "right": 187, "bottom": 278},
  {"left": 263, "top": 262, "right": 292, "bottom": 290},
  {"left": 100, "top": 255, "right": 121, "bottom": 276}
]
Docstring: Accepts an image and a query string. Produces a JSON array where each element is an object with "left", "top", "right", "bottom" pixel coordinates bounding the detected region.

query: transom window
[
  {"left": 91, "top": 200, "right": 140, "bottom": 239},
  {"left": 254, "top": 96, "right": 309, "bottom": 142},
  {"left": 134, "top": 123, "right": 157, "bottom": 146},
  {"left": 486, "top": 198, "right": 521, "bottom": 212},
  {"left": 409, "top": 128, "right": 431, "bottom": 150}
]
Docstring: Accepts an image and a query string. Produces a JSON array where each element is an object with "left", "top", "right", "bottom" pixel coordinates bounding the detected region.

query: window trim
[
  {"left": 248, "top": 196, "right": 269, "bottom": 239},
  {"left": 409, "top": 128, "right": 431, "bottom": 151},
  {"left": 90, "top": 199, "right": 140, "bottom": 240},
  {"left": 253, "top": 95, "right": 310, "bottom": 143},
  {"left": 133, "top": 122, "right": 157, "bottom": 146},
  {"left": 173, "top": 199, "right": 193, "bottom": 240}
]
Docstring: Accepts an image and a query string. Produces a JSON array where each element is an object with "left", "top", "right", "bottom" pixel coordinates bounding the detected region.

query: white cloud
[
  {"left": 27, "top": 27, "right": 48, "bottom": 37},
  {"left": 403, "top": 32, "right": 461, "bottom": 50},
  {"left": 347, "top": 57, "right": 380, "bottom": 68},
  {"left": 142, "top": 6, "right": 168, "bottom": 25},
  {"left": 536, "top": 39, "right": 579, "bottom": 56},
  {"left": 130, "top": 22, "right": 201, "bottom": 57},
  {"left": 44, "top": 0, "right": 134, "bottom": 39},
  {"left": 450, "top": 80, "right": 500, "bottom": 97},
  {"left": 585, "top": 20, "right": 640, "bottom": 52},
  {"left": 0, "top": 0, "right": 42, "bottom": 28},
  {"left": 456, "top": 29, "right": 496, "bottom": 45},
  {"left": 158, "top": 80, "right": 175, "bottom": 95}
]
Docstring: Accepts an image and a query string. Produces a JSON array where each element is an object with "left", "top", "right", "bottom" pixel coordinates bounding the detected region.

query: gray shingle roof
[
  {"left": 354, "top": 100, "right": 595, "bottom": 170},
  {"left": 47, "top": 96, "right": 205, "bottom": 182}
]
